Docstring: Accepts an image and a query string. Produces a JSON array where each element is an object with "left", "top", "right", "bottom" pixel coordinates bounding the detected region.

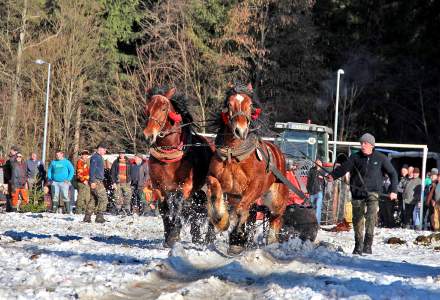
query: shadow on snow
[{"left": 2, "top": 230, "right": 163, "bottom": 249}]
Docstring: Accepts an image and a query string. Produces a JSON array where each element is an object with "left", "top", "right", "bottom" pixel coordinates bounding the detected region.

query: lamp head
[
  {"left": 338, "top": 69, "right": 345, "bottom": 75},
  {"left": 34, "top": 59, "right": 46, "bottom": 65}
]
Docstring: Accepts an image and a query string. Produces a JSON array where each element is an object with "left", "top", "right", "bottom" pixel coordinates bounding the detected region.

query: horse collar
[
  {"left": 150, "top": 141, "right": 185, "bottom": 163},
  {"left": 216, "top": 134, "right": 258, "bottom": 163}
]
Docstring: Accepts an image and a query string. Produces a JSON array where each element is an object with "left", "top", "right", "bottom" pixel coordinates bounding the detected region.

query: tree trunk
[
  {"left": 5, "top": 0, "right": 27, "bottom": 151},
  {"left": 73, "top": 105, "right": 81, "bottom": 165}
]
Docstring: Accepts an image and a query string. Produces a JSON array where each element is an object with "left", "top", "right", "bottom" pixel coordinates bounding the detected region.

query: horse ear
[
  {"left": 164, "top": 87, "right": 176, "bottom": 99},
  {"left": 247, "top": 83, "right": 253, "bottom": 92}
]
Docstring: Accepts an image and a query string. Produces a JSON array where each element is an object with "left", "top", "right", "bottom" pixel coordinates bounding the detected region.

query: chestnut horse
[
  {"left": 143, "top": 87, "right": 213, "bottom": 247},
  {"left": 206, "top": 84, "right": 289, "bottom": 254}
]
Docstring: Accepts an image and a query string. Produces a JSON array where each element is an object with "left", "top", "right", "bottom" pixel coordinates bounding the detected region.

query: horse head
[
  {"left": 222, "top": 83, "right": 260, "bottom": 140},
  {"left": 143, "top": 87, "right": 182, "bottom": 146}
]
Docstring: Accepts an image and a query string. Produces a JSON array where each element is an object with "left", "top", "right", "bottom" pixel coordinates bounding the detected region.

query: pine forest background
[{"left": 1, "top": 0, "right": 440, "bottom": 161}]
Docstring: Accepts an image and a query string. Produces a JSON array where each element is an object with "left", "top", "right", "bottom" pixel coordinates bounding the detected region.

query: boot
[
  {"left": 123, "top": 207, "right": 132, "bottom": 216},
  {"left": 52, "top": 201, "right": 59, "bottom": 213},
  {"left": 114, "top": 208, "right": 121, "bottom": 216},
  {"left": 95, "top": 213, "right": 106, "bottom": 223},
  {"left": 132, "top": 206, "right": 140, "bottom": 216},
  {"left": 363, "top": 235, "right": 373, "bottom": 254},
  {"left": 353, "top": 243, "right": 363, "bottom": 255},
  {"left": 63, "top": 201, "right": 71, "bottom": 214},
  {"left": 83, "top": 213, "right": 92, "bottom": 223}
]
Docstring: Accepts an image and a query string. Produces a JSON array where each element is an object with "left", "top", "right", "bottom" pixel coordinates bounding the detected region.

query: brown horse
[
  {"left": 143, "top": 87, "right": 214, "bottom": 247},
  {"left": 206, "top": 84, "right": 289, "bottom": 254}
]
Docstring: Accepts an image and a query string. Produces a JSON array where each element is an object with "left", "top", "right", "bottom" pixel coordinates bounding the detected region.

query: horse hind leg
[
  {"left": 206, "top": 176, "right": 229, "bottom": 232},
  {"left": 264, "top": 183, "right": 288, "bottom": 245}
]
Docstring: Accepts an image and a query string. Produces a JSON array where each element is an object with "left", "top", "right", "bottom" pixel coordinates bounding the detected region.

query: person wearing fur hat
[{"left": 328, "top": 133, "right": 398, "bottom": 255}]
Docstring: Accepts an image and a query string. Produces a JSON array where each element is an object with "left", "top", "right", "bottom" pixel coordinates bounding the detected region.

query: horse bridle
[
  {"left": 225, "top": 96, "right": 252, "bottom": 124},
  {"left": 146, "top": 95, "right": 184, "bottom": 139}
]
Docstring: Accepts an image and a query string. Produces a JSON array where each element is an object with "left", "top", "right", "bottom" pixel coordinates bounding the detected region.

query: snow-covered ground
[{"left": 1, "top": 212, "right": 440, "bottom": 300}]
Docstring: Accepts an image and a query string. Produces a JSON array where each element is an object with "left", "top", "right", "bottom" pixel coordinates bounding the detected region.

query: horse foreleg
[
  {"left": 206, "top": 176, "right": 229, "bottom": 231},
  {"left": 188, "top": 191, "right": 208, "bottom": 244},
  {"left": 160, "top": 192, "right": 184, "bottom": 248},
  {"left": 267, "top": 215, "right": 284, "bottom": 244}
]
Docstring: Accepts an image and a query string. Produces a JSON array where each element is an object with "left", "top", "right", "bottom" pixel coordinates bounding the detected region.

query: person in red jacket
[{"left": 285, "top": 162, "right": 306, "bottom": 206}]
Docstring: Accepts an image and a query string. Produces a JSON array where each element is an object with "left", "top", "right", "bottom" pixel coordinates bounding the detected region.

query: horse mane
[
  {"left": 147, "top": 86, "right": 195, "bottom": 132},
  {"left": 211, "top": 82, "right": 274, "bottom": 140}
]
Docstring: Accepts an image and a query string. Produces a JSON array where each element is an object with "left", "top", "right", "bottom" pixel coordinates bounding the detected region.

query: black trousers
[
  {"left": 404, "top": 203, "right": 415, "bottom": 227},
  {"left": 379, "top": 199, "right": 396, "bottom": 228}
]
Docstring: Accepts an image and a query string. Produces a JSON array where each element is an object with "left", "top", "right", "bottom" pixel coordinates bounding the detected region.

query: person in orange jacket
[
  {"left": 75, "top": 150, "right": 90, "bottom": 214},
  {"left": 10, "top": 153, "right": 29, "bottom": 211}
]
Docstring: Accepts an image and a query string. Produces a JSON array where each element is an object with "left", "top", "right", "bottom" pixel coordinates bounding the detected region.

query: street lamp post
[
  {"left": 34, "top": 59, "right": 51, "bottom": 165},
  {"left": 332, "top": 69, "right": 344, "bottom": 163}
]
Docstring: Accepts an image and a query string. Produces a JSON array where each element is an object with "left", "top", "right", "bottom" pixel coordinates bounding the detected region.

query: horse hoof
[
  {"left": 204, "top": 233, "right": 216, "bottom": 246},
  {"left": 163, "top": 234, "right": 181, "bottom": 248},
  {"left": 163, "top": 238, "right": 179, "bottom": 248},
  {"left": 228, "top": 245, "right": 245, "bottom": 255},
  {"left": 191, "top": 235, "right": 204, "bottom": 245}
]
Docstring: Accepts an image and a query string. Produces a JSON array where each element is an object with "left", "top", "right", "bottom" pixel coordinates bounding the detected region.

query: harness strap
[{"left": 256, "top": 142, "right": 309, "bottom": 202}]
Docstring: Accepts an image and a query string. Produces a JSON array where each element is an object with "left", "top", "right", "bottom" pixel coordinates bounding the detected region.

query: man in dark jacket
[
  {"left": 379, "top": 174, "right": 395, "bottom": 228},
  {"left": 131, "top": 154, "right": 150, "bottom": 215},
  {"left": 3, "top": 146, "right": 19, "bottom": 212},
  {"left": 328, "top": 133, "right": 398, "bottom": 255},
  {"left": 110, "top": 150, "right": 132, "bottom": 215},
  {"left": 397, "top": 165, "right": 410, "bottom": 226},
  {"left": 88, "top": 142, "right": 109, "bottom": 223}
]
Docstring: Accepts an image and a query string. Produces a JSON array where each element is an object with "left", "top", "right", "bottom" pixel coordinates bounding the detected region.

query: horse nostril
[{"left": 234, "top": 128, "right": 241, "bottom": 137}]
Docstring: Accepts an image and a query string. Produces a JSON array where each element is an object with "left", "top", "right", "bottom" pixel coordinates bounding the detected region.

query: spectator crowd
[{"left": 0, "top": 143, "right": 156, "bottom": 223}]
